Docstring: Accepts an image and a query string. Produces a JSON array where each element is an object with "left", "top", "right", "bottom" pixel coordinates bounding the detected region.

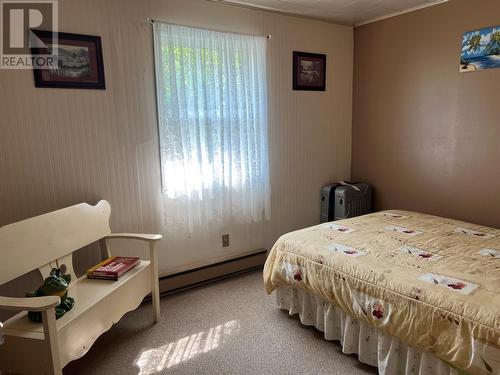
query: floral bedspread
[{"left": 263, "top": 211, "right": 500, "bottom": 375}]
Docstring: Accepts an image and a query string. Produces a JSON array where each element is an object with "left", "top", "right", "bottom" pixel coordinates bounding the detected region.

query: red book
[{"left": 87, "top": 256, "right": 140, "bottom": 280}]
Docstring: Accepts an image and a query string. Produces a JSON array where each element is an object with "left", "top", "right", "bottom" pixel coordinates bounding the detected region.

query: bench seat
[
  {"left": 2, "top": 260, "right": 152, "bottom": 371},
  {"left": 0, "top": 201, "right": 162, "bottom": 374}
]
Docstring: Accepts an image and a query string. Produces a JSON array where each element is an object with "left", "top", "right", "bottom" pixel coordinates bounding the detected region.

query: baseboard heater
[{"left": 157, "top": 249, "right": 268, "bottom": 295}]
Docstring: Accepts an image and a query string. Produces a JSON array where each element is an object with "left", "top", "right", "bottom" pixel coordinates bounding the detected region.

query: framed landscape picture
[
  {"left": 31, "top": 31, "right": 106, "bottom": 89},
  {"left": 293, "top": 51, "right": 326, "bottom": 91},
  {"left": 460, "top": 26, "right": 500, "bottom": 72}
]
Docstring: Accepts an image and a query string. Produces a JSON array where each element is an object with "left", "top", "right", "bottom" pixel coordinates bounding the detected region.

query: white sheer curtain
[{"left": 153, "top": 22, "right": 270, "bottom": 232}]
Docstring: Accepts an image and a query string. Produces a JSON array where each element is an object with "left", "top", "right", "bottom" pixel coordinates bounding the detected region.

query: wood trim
[
  {"left": 204, "top": 0, "right": 350, "bottom": 26},
  {"left": 354, "top": 0, "right": 449, "bottom": 27},
  {"left": 205, "top": 0, "right": 449, "bottom": 28}
]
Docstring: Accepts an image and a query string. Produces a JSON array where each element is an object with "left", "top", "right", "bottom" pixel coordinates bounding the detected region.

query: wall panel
[
  {"left": 0, "top": 0, "right": 353, "bottom": 275},
  {"left": 352, "top": 0, "right": 500, "bottom": 228}
]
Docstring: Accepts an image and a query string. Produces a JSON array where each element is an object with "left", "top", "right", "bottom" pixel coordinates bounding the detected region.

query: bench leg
[
  {"left": 42, "top": 308, "right": 62, "bottom": 375},
  {"left": 149, "top": 241, "right": 161, "bottom": 323}
]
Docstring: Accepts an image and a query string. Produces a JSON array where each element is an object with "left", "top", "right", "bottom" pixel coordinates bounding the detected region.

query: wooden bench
[{"left": 0, "top": 200, "right": 162, "bottom": 375}]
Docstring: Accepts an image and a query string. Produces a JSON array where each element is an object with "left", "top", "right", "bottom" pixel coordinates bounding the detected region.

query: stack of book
[{"left": 87, "top": 256, "right": 140, "bottom": 281}]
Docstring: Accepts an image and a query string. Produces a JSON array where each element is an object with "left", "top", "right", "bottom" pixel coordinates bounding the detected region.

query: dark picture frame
[
  {"left": 293, "top": 51, "right": 326, "bottom": 91},
  {"left": 31, "top": 30, "right": 106, "bottom": 89}
]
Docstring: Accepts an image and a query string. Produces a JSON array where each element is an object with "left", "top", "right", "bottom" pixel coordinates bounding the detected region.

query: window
[{"left": 153, "top": 23, "right": 270, "bottom": 230}]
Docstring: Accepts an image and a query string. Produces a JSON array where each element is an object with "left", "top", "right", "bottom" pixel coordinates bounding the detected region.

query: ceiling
[{"left": 211, "top": 0, "right": 449, "bottom": 26}]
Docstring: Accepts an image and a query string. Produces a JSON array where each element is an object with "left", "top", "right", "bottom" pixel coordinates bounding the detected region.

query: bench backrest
[{"left": 0, "top": 200, "right": 111, "bottom": 285}]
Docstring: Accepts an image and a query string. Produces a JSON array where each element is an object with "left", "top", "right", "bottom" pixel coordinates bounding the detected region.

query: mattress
[{"left": 263, "top": 211, "right": 500, "bottom": 375}]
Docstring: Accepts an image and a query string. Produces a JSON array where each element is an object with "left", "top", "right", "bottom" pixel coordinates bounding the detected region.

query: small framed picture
[
  {"left": 31, "top": 30, "right": 106, "bottom": 89},
  {"left": 293, "top": 51, "right": 326, "bottom": 91},
  {"left": 460, "top": 26, "right": 500, "bottom": 72}
]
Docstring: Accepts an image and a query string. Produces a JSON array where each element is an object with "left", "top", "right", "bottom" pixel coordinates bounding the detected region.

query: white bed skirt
[{"left": 276, "top": 286, "right": 459, "bottom": 375}]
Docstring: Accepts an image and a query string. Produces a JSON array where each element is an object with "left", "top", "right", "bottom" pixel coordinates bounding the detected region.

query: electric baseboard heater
[{"left": 320, "top": 182, "right": 373, "bottom": 222}]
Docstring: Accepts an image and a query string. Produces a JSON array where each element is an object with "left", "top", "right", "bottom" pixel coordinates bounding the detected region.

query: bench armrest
[
  {"left": 105, "top": 232, "right": 161, "bottom": 322},
  {"left": 0, "top": 296, "right": 60, "bottom": 312},
  {"left": 105, "top": 233, "right": 162, "bottom": 242}
]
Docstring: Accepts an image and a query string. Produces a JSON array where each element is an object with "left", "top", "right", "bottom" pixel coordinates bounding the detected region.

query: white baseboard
[{"left": 158, "top": 249, "right": 267, "bottom": 294}]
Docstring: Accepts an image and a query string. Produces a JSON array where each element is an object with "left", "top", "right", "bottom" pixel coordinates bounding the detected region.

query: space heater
[{"left": 320, "top": 182, "right": 373, "bottom": 222}]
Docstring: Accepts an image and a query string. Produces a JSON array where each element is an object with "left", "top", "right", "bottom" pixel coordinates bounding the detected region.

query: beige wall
[
  {"left": 352, "top": 0, "right": 500, "bottom": 228},
  {"left": 0, "top": 0, "right": 353, "bottom": 274}
]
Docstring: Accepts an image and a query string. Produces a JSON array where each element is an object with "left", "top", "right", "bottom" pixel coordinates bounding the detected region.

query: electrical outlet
[{"left": 222, "top": 234, "right": 230, "bottom": 247}]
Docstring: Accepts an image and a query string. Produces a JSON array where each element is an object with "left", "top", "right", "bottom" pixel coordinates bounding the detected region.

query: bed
[{"left": 263, "top": 211, "right": 500, "bottom": 375}]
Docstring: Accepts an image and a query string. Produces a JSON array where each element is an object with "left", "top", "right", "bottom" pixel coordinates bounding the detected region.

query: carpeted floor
[{"left": 64, "top": 270, "right": 377, "bottom": 375}]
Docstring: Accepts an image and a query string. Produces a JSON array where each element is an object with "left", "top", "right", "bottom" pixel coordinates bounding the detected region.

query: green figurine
[{"left": 26, "top": 266, "right": 75, "bottom": 323}]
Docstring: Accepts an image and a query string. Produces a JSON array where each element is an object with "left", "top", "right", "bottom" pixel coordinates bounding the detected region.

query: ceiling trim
[
  {"left": 355, "top": 0, "right": 449, "bottom": 27},
  {"left": 204, "top": 0, "right": 351, "bottom": 26},
  {"left": 205, "top": 0, "right": 450, "bottom": 28}
]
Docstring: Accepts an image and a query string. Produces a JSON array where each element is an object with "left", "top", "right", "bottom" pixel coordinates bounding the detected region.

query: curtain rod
[{"left": 147, "top": 18, "right": 271, "bottom": 39}]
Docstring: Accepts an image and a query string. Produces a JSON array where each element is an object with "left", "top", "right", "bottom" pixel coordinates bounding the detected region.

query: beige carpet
[{"left": 64, "top": 270, "right": 377, "bottom": 375}]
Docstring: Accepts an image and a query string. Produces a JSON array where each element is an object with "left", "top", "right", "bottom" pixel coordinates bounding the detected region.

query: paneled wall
[
  {"left": 352, "top": 0, "right": 500, "bottom": 228},
  {"left": 0, "top": 0, "right": 353, "bottom": 275}
]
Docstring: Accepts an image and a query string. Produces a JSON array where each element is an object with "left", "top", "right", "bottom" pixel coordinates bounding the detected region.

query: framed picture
[
  {"left": 293, "top": 51, "right": 326, "bottom": 91},
  {"left": 460, "top": 26, "right": 500, "bottom": 72},
  {"left": 31, "top": 30, "right": 106, "bottom": 89}
]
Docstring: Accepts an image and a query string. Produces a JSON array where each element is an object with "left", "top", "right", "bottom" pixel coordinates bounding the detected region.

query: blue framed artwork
[{"left": 460, "top": 26, "right": 500, "bottom": 72}]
